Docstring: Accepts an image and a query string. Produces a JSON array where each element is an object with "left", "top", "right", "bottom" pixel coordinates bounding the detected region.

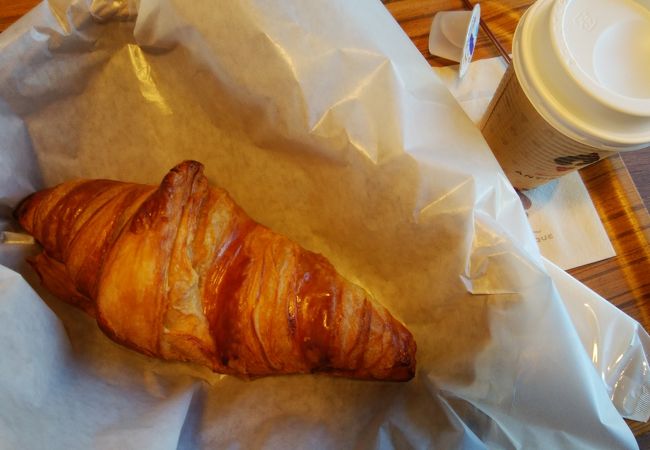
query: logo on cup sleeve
[{"left": 554, "top": 152, "right": 600, "bottom": 172}]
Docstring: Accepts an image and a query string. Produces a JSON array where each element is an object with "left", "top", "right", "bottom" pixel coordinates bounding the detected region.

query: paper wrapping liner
[{"left": 0, "top": 0, "right": 648, "bottom": 448}]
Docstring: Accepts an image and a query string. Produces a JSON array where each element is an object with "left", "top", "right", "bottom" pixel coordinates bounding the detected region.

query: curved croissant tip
[
  {"left": 173, "top": 160, "right": 204, "bottom": 174},
  {"left": 160, "top": 161, "right": 206, "bottom": 191},
  {"left": 13, "top": 192, "right": 35, "bottom": 222}
]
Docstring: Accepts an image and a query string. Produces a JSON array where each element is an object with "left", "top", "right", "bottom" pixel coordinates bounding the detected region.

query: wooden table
[{"left": 2, "top": 0, "right": 650, "bottom": 445}]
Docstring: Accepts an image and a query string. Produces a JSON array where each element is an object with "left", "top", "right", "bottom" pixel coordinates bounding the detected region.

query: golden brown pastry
[{"left": 15, "top": 161, "right": 416, "bottom": 381}]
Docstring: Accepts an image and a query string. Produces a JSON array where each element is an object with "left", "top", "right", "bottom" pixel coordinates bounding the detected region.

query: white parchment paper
[{"left": 0, "top": 0, "right": 648, "bottom": 448}]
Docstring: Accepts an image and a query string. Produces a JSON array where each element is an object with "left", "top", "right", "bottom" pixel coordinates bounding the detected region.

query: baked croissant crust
[{"left": 15, "top": 161, "right": 416, "bottom": 381}]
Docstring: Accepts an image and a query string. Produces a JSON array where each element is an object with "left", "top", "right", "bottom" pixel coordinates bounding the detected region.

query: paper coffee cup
[{"left": 481, "top": 0, "right": 650, "bottom": 190}]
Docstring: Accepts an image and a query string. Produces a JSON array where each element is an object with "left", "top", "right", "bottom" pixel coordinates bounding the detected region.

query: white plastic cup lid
[
  {"left": 513, "top": 0, "right": 650, "bottom": 150},
  {"left": 428, "top": 4, "right": 481, "bottom": 78},
  {"left": 552, "top": 0, "right": 650, "bottom": 117}
]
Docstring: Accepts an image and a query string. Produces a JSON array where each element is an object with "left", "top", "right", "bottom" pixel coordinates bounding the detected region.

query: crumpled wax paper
[{"left": 0, "top": 0, "right": 648, "bottom": 448}]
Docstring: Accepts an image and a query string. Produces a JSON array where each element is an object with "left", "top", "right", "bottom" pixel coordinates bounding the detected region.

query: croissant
[{"left": 15, "top": 161, "right": 416, "bottom": 381}]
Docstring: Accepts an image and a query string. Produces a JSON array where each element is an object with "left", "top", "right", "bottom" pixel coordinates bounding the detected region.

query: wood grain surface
[
  {"left": 2, "top": 0, "right": 650, "bottom": 444},
  {"left": 0, "top": 0, "right": 35, "bottom": 31}
]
